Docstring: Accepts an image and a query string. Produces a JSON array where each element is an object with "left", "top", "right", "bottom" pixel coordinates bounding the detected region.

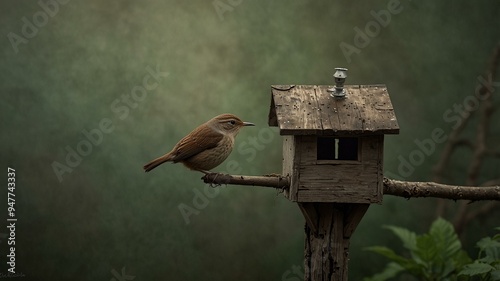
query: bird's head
[{"left": 209, "top": 113, "right": 254, "bottom": 136}]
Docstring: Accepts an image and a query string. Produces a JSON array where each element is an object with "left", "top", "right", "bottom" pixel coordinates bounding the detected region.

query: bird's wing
[{"left": 170, "top": 125, "right": 224, "bottom": 162}]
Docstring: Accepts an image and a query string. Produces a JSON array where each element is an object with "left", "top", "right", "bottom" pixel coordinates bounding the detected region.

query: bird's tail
[{"left": 143, "top": 154, "right": 173, "bottom": 172}]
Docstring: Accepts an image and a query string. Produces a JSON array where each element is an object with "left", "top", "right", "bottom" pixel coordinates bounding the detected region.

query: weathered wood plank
[
  {"left": 376, "top": 135, "right": 384, "bottom": 200},
  {"left": 304, "top": 203, "right": 354, "bottom": 281},
  {"left": 297, "top": 162, "right": 380, "bottom": 203},
  {"left": 268, "top": 91, "right": 278, "bottom": 126},
  {"left": 299, "top": 203, "right": 319, "bottom": 235},
  {"left": 272, "top": 85, "right": 323, "bottom": 134},
  {"left": 298, "top": 190, "right": 379, "bottom": 203},
  {"left": 299, "top": 135, "right": 318, "bottom": 164},
  {"left": 313, "top": 86, "right": 335, "bottom": 133},
  {"left": 299, "top": 164, "right": 379, "bottom": 183},
  {"left": 270, "top": 84, "right": 399, "bottom": 136},
  {"left": 291, "top": 135, "right": 384, "bottom": 203},
  {"left": 343, "top": 204, "right": 370, "bottom": 238},
  {"left": 332, "top": 85, "right": 364, "bottom": 133},
  {"left": 358, "top": 85, "right": 399, "bottom": 133},
  {"left": 283, "top": 136, "right": 300, "bottom": 201}
]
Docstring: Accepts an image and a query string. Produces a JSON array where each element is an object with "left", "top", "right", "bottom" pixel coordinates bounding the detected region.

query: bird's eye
[{"left": 229, "top": 120, "right": 236, "bottom": 125}]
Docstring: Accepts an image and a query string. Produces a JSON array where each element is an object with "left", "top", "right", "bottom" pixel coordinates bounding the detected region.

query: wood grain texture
[
  {"left": 303, "top": 203, "right": 367, "bottom": 281},
  {"left": 282, "top": 135, "right": 300, "bottom": 201},
  {"left": 269, "top": 84, "right": 399, "bottom": 136},
  {"left": 295, "top": 135, "right": 383, "bottom": 203}
]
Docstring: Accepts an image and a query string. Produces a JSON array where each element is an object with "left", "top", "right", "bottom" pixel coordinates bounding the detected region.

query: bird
[{"left": 143, "top": 113, "right": 254, "bottom": 173}]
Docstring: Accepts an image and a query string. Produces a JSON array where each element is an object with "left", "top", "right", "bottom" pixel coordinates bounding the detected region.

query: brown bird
[{"left": 143, "top": 113, "right": 254, "bottom": 173}]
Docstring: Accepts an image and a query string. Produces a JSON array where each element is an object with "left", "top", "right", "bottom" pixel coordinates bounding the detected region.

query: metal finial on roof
[{"left": 328, "top": 68, "right": 348, "bottom": 98}]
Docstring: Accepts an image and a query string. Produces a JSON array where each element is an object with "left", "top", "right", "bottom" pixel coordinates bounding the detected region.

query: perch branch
[
  {"left": 382, "top": 178, "right": 500, "bottom": 201},
  {"left": 201, "top": 173, "right": 289, "bottom": 189},
  {"left": 201, "top": 173, "right": 500, "bottom": 201}
]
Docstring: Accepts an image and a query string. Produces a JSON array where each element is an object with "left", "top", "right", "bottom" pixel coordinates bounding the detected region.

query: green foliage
[
  {"left": 458, "top": 227, "right": 500, "bottom": 280},
  {"left": 365, "top": 218, "right": 486, "bottom": 281},
  {"left": 364, "top": 218, "right": 500, "bottom": 281}
]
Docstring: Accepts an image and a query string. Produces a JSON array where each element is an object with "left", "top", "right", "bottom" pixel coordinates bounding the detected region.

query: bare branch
[
  {"left": 455, "top": 201, "right": 500, "bottom": 235},
  {"left": 453, "top": 43, "right": 500, "bottom": 228},
  {"left": 201, "top": 173, "right": 289, "bottom": 189},
  {"left": 201, "top": 173, "right": 500, "bottom": 201},
  {"left": 432, "top": 116, "right": 473, "bottom": 183},
  {"left": 433, "top": 42, "right": 500, "bottom": 220},
  {"left": 383, "top": 178, "right": 500, "bottom": 201},
  {"left": 464, "top": 201, "right": 500, "bottom": 224}
]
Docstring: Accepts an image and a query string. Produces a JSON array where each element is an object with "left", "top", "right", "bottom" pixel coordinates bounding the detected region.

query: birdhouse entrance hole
[{"left": 317, "top": 137, "right": 359, "bottom": 161}]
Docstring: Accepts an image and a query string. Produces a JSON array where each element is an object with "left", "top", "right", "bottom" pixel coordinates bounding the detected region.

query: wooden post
[{"left": 300, "top": 203, "right": 369, "bottom": 281}]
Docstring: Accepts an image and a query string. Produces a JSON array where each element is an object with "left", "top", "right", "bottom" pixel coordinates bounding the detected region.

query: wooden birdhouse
[{"left": 268, "top": 69, "right": 399, "bottom": 204}]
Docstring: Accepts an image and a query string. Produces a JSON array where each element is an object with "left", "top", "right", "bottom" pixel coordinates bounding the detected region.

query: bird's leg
[{"left": 200, "top": 170, "right": 227, "bottom": 187}]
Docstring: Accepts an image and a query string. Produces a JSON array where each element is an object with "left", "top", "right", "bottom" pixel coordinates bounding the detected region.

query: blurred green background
[{"left": 1, "top": 1, "right": 499, "bottom": 280}]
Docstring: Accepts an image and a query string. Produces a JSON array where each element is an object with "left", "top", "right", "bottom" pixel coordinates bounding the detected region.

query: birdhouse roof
[{"left": 268, "top": 84, "right": 399, "bottom": 136}]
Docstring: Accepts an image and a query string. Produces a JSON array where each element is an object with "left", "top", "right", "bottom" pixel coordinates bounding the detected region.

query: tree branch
[
  {"left": 382, "top": 178, "right": 500, "bottom": 201},
  {"left": 201, "top": 173, "right": 290, "bottom": 189},
  {"left": 432, "top": 42, "right": 500, "bottom": 222},
  {"left": 201, "top": 173, "right": 500, "bottom": 201}
]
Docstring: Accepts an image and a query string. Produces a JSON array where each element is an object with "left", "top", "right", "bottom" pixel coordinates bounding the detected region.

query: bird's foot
[{"left": 201, "top": 172, "right": 224, "bottom": 187}]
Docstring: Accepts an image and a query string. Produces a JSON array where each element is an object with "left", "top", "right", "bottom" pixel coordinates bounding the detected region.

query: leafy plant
[
  {"left": 363, "top": 218, "right": 500, "bottom": 281},
  {"left": 458, "top": 227, "right": 500, "bottom": 280}
]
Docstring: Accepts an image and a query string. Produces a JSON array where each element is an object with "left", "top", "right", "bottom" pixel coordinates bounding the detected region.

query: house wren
[{"left": 143, "top": 113, "right": 254, "bottom": 173}]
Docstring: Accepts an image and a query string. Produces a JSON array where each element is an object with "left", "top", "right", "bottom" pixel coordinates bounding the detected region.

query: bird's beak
[{"left": 243, "top": 122, "right": 255, "bottom": 126}]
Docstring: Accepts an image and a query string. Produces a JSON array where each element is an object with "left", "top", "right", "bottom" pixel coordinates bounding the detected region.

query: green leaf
[
  {"left": 364, "top": 218, "right": 494, "bottom": 281},
  {"left": 493, "top": 227, "right": 500, "bottom": 241},
  {"left": 365, "top": 246, "right": 424, "bottom": 275},
  {"left": 383, "top": 225, "right": 417, "bottom": 251},
  {"left": 458, "top": 262, "right": 495, "bottom": 277},
  {"left": 491, "top": 269, "right": 500, "bottom": 280},
  {"left": 429, "top": 217, "right": 462, "bottom": 259},
  {"left": 477, "top": 237, "right": 500, "bottom": 251},
  {"left": 410, "top": 218, "right": 466, "bottom": 279},
  {"left": 414, "top": 233, "right": 436, "bottom": 262},
  {"left": 494, "top": 233, "right": 500, "bottom": 241},
  {"left": 363, "top": 262, "right": 404, "bottom": 281},
  {"left": 412, "top": 218, "right": 462, "bottom": 264},
  {"left": 364, "top": 246, "right": 408, "bottom": 264},
  {"left": 477, "top": 237, "right": 500, "bottom": 263},
  {"left": 455, "top": 250, "right": 473, "bottom": 268}
]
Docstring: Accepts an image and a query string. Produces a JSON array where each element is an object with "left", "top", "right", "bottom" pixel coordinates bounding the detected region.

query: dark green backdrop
[{"left": 1, "top": 1, "right": 499, "bottom": 280}]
